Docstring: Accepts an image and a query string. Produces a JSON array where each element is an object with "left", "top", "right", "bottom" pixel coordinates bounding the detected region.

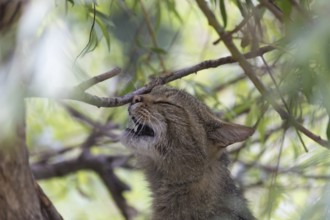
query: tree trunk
[
  {"left": 0, "top": 100, "right": 45, "bottom": 220},
  {"left": 0, "top": 1, "right": 62, "bottom": 219}
]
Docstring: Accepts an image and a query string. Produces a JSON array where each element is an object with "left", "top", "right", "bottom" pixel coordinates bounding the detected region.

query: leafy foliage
[{"left": 2, "top": 0, "right": 330, "bottom": 219}]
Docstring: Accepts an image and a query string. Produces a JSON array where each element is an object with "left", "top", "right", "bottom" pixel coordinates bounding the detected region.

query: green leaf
[
  {"left": 95, "top": 17, "right": 111, "bottom": 51},
  {"left": 89, "top": 9, "right": 115, "bottom": 28},
  {"left": 155, "top": 2, "right": 162, "bottom": 30},
  {"left": 67, "top": 0, "right": 74, "bottom": 6},
  {"left": 261, "top": 185, "right": 285, "bottom": 218},
  {"left": 233, "top": 0, "right": 246, "bottom": 16},
  {"left": 326, "top": 119, "right": 330, "bottom": 141},
  {"left": 165, "top": 0, "right": 183, "bottom": 23},
  {"left": 150, "top": 47, "right": 167, "bottom": 54},
  {"left": 219, "top": 0, "right": 228, "bottom": 28},
  {"left": 277, "top": 1, "right": 293, "bottom": 21}
]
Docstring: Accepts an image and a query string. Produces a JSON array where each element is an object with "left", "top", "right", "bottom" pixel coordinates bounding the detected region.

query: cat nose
[
  {"left": 129, "top": 95, "right": 143, "bottom": 115},
  {"left": 132, "top": 95, "right": 143, "bottom": 103}
]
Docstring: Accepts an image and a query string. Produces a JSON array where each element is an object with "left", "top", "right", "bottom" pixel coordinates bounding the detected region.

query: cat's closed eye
[{"left": 120, "top": 85, "right": 255, "bottom": 220}]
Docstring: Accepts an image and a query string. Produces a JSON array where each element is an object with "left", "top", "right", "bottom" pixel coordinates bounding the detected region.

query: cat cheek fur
[{"left": 120, "top": 86, "right": 255, "bottom": 220}]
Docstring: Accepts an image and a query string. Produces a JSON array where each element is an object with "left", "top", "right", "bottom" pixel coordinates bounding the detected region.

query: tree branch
[
  {"left": 76, "top": 67, "right": 121, "bottom": 91},
  {"left": 32, "top": 154, "right": 136, "bottom": 220},
  {"left": 195, "top": 0, "right": 330, "bottom": 149},
  {"left": 259, "top": 0, "right": 284, "bottom": 22},
  {"left": 237, "top": 160, "right": 330, "bottom": 180},
  {"left": 32, "top": 154, "right": 129, "bottom": 180},
  {"left": 65, "top": 45, "right": 274, "bottom": 107}
]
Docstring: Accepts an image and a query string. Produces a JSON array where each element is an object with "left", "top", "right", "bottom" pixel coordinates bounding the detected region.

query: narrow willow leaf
[
  {"left": 233, "top": 0, "right": 246, "bottom": 16},
  {"left": 326, "top": 119, "right": 330, "bottom": 141},
  {"left": 277, "top": 0, "right": 293, "bottom": 21},
  {"left": 95, "top": 17, "right": 111, "bottom": 51},
  {"left": 150, "top": 47, "right": 167, "bottom": 54},
  {"left": 165, "top": 0, "right": 183, "bottom": 23},
  {"left": 67, "top": 0, "right": 74, "bottom": 6},
  {"left": 220, "top": 0, "right": 228, "bottom": 28},
  {"left": 155, "top": 2, "right": 162, "bottom": 30},
  {"left": 90, "top": 9, "right": 115, "bottom": 27}
]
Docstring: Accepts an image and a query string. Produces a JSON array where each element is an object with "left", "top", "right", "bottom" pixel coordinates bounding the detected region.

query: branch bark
[
  {"left": 32, "top": 154, "right": 129, "bottom": 180},
  {"left": 195, "top": 0, "right": 330, "bottom": 149},
  {"left": 64, "top": 46, "right": 274, "bottom": 107},
  {"left": 76, "top": 67, "right": 121, "bottom": 91},
  {"left": 0, "top": 96, "right": 62, "bottom": 220},
  {"left": 0, "top": 2, "right": 63, "bottom": 219},
  {"left": 31, "top": 154, "right": 136, "bottom": 220}
]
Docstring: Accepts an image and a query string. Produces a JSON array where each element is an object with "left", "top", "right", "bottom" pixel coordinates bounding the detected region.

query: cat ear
[{"left": 207, "top": 121, "right": 254, "bottom": 147}]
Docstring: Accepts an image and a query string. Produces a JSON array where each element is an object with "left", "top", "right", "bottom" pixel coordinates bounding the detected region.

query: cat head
[{"left": 121, "top": 85, "right": 253, "bottom": 167}]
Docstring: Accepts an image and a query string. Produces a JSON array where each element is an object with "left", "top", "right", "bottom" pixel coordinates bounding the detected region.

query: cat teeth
[{"left": 134, "top": 124, "right": 138, "bottom": 133}]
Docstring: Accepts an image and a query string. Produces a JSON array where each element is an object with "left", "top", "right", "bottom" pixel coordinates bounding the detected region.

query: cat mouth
[{"left": 126, "top": 117, "right": 155, "bottom": 137}]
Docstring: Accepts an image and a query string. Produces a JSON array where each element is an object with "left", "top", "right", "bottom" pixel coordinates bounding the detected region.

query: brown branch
[
  {"left": 291, "top": 120, "right": 329, "bottom": 147},
  {"left": 31, "top": 112, "right": 134, "bottom": 220},
  {"left": 0, "top": 94, "right": 64, "bottom": 219},
  {"left": 32, "top": 154, "right": 129, "bottom": 180},
  {"left": 196, "top": 0, "right": 268, "bottom": 97},
  {"left": 34, "top": 182, "right": 63, "bottom": 220},
  {"left": 31, "top": 145, "right": 77, "bottom": 164},
  {"left": 237, "top": 160, "right": 330, "bottom": 180},
  {"left": 195, "top": 0, "right": 330, "bottom": 149},
  {"left": 97, "top": 168, "right": 137, "bottom": 220},
  {"left": 195, "top": 0, "right": 287, "bottom": 120},
  {"left": 76, "top": 67, "right": 121, "bottom": 91},
  {"left": 32, "top": 154, "right": 135, "bottom": 220},
  {"left": 65, "top": 45, "right": 274, "bottom": 107},
  {"left": 213, "top": 13, "right": 252, "bottom": 45},
  {"left": 214, "top": 74, "right": 246, "bottom": 91},
  {"left": 259, "top": 0, "right": 284, "bottom": 22}
]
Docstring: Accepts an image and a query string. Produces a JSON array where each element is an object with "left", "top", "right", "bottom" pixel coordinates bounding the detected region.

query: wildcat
[{"left": 121, "top": 85, "right": 255, "bottom": 220}]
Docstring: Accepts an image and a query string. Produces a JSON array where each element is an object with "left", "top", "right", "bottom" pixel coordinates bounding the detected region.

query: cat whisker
[
  {"left": 148, "top": 113, "right": 163, "bottom": 136},
  {"left": 129, "top": 112, "right": 155, "bottom": 137}
]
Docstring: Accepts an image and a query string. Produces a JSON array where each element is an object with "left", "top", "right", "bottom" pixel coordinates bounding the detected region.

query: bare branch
[
  {"left": 32, "top": 154, "right": 129, "bottom": 180},
  {"left": 196, "top": 0, "right": 269, "bottom": 96},
  {"left": 237, "top": 160, "right": 330, "bottom": 180},
  {"left": 97, "top": 167, "right": 137, "bottom": 220},
  {"left": 65, "top": 45, "right": 274, "bottom": 107},
  {"left": 31, "top": 154, "right": 135, "bottom": 220},
  {"left": 195, "top": 0, "right": 330, "bottom": 149},
  {"left": 291, "top": 120, "right": 329, "bottom": 147},
  {"left": 259, "top": 0, "right": 284, "bottom": 22},
  {"left": 76, "top": 67, "right": 121, "bottom": 91}
]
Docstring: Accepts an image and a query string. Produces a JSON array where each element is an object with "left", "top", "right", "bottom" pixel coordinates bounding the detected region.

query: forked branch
[
  {"left": 65, "top": 46, "right": 274, "bottom": 107},
  {"left": 195, "top": 0, "right": 330, "bottom": 148}
]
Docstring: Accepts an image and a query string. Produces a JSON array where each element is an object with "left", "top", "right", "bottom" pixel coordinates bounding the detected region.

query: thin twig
[
  {"left": 214, "top": 74, "right": 246, "bottom": 91},
  {"left": 195, "top": 0, "right": 330, "bottom": 149},
  {"left": 76, "top": 67, "right": 121, "bottom": 91},
  {"left": 31, "top": 154, "right": 135, "bottom": 220},
  {"left": 213, "top": 11, "right": 254, "bottom": 45},
  {"left": 259, "top": 0, "right": 284, "bottom": 22},
  {"left": 237, "top": 159, "right": 330, "bottom": 181},
  {"left": 65, "top": 45, "right": 274, "bottom": 107}
]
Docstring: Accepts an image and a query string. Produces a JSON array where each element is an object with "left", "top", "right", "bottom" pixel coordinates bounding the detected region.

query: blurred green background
[{"left": 2, "top": 0, "right": 330, "bottom": 219}]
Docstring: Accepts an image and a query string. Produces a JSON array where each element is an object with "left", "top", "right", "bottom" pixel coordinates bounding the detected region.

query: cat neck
[{"left": 141, "top": 155, "right": 255, "bottom": 220}]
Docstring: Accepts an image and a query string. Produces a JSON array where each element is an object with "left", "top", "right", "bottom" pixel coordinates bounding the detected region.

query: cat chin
[{"left": 120, "top": 130, "right": 159, "bottom": 158}]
